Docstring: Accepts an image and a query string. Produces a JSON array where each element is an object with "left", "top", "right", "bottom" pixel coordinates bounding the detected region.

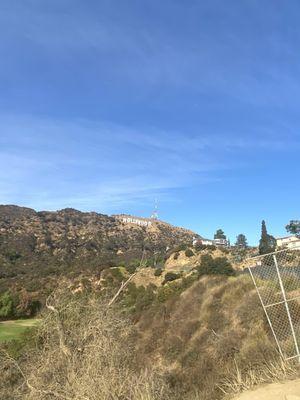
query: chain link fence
[{"left": 246, "top": 249, "right": 300, "bottom": 361}]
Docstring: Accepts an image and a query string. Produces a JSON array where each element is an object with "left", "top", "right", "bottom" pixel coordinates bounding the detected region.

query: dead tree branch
[
  {"left": 108, "top": 273, "right": 136, "bottom": 307},
  {"left": 46, "top": 295, "right": 71, "bottom": 358},
  {"left": 108, "top": 247, "right": 146, "bottom": 307}
]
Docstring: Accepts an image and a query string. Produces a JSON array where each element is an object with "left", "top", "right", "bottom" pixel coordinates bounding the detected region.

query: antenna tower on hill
[{"left": 150, "top": 199, "right": 159, "bottom": 220}]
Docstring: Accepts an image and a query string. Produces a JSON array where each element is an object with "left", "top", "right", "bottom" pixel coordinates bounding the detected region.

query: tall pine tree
[{"left": 259, "top": 220, "right": 276, "bottom": 255}]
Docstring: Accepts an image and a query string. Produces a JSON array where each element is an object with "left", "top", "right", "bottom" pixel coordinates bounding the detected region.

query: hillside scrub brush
[
  {"left": 185, "top": 249, "right": 194, "bottom": 257},
  {"left": 0, "top": 289, "right": 170, "bottom": 400},
  {"left": 197, "top": 254, "right": 236, "bottom": 276}
]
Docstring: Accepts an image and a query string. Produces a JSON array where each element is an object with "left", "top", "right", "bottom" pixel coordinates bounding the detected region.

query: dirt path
[{"left": 233, "top": 379, "right": 300, "bottom": 400}]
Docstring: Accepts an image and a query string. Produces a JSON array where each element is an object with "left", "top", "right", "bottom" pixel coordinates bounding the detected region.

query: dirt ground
[{"left": 233, "top": 379, "right": 300, "bottom": 400}]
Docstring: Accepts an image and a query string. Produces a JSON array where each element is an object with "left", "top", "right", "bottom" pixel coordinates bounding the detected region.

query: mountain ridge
[{"left": 0, "top": 204, "right": 201, "bottom": 280}]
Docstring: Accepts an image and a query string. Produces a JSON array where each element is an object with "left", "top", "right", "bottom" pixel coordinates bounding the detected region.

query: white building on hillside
[
  {"left": 193, "top": 237, "right": 214, "bottom": 247},
  {"left": 213, "top": 238, "right": 229, "bottom": 247},
  {"left": 276, "top": 235, "right": 300, "bottom": 249},
  {"left": 193, "top": 237, "right": 230, "bottom": 247}
]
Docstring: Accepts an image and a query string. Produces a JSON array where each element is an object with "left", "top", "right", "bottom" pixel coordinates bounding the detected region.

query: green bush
[
  {"left": 125, "top": 264, "right": 137, "bottom": 274},
  {"left": 123, "top": 283, "right": 156, "bottom": 312},
  {"left": 0, "top": 291, "right": 14, "bottom": 318},
  {"left": 173, "top": 252, "right": 180, "bottom": 260},
  {"left": 195, "top": 244, "right": 217, "bottom": 252},
  {"left": 197, "top": 254, "right": 235, "bottom": 277},
  {"left": 194, "top": 243, "right": 206, "bottom": 251},
  {"left": 154, "top": 268, "right": 163, "bottom": 276},
  {"left": 135, "top": 285, "right": 156, "bottom": 312},
  {"left": 156, "top": 284, "right": 178, "bottom": 303},
  {"left": 162, "top": 272, "right": 180, "bottom": 285},
  {"left": 129, "top": 258, "right": 142, "bottom": 268},
  {"left": 109, "top": 267, "right": 124, "bottom": 282},
  {"left": 6, "top": 251, "right": 21, "bottom": 262},
  {"left": 156, "top": 275, "right": 198, "bottom": 304},
  {"left": 142, "top": 258, "right": 153, "bottom": 267},
  {"left": 173, "top": 243, "right": 188, "bottom": 252},
  {"left": 185, "top": 249, "right": 194, "bottom": 257}
]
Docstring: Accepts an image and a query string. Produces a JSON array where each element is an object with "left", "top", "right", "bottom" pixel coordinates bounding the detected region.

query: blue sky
[{"left": 0, "top": 0, "right": 299, "bottom": 244}]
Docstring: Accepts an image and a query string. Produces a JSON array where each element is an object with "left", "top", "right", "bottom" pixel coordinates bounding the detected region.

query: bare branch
[
  {"left": 107, "top": 247, "right": 146, "bottom": 308},
  {"left": 46, "top": 295, "right": 71, "bottom": 357},
  {"left": 108, "top": 273, "right": 136, "bottom": 307}
]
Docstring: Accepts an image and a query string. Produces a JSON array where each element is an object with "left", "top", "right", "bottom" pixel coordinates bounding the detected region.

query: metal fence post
[
  {"left": 273, "top": 254, "right": 300, "bottom": 363},
  {"left": 248, "top": 265, "right": 284, "bottom": 358}
]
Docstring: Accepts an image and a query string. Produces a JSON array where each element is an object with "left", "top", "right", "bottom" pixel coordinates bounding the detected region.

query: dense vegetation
[
  {"left": 0, "top": 205, "right": 198, "bottom": 315},
  {"left": 286, "top": 220, "right": 300, "bottom": 237},
  {"left": 0, "top": 290, "right": 41, "bottom": 320},
  {"left": 1, "top": 205, "right": 299, "bottom": 399},
  {"left": 0, "top": 206, "right": 196, "bottom": 275},
  {"left": 197, "top": 254, "right": 236, "bottom": 276},
  {"left": 1, "top": 265, "right": 299, "bottom": 400}
]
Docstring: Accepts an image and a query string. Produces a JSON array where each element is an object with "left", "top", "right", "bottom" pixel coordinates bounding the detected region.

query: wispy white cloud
[{"left": 0, "top": 113, "right": 297, "bottom": 212}]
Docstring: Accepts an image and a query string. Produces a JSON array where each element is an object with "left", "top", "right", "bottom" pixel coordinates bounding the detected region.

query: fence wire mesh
[{"left": 246, "top": 249, "right": 300, "bottom": 361}]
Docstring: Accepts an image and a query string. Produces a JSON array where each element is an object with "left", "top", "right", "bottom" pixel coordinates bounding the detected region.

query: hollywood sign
[{"left": 121, "top": 217, "right": 152, "bottom": 227}]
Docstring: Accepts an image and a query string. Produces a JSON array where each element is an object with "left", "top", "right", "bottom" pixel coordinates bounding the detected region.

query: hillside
[
  {"left": 1, "top": 224, "right": 300, "bottom": 399},
  {"left": 1, "top": 271, "right": 299, "bottom": 400},
  {"left": 0, "top": 205, "right": 199, "bottom": 281}
]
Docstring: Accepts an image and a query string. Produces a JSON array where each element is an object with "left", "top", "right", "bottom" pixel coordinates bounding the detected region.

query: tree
[
  {"left": 214, "top": 229, "right": 226, "bottom": 240},
  {"left": 0, "top": 291, "right": 14, "bottom": 319},
  {"left": 197, "top": 254, "right": 235, "bottom": 276},
  {"left": 162, "top": 272, "right": 180, "bottom": 285},
  {"left": 235, "top": 234, "right": 248, "bottom": 248},
  {"left": 286, "top": 220, "right": 300, "bottom": 238},
  {"left": 185, "top": 249, "right": 194, "bottom": 257},
  {"left": 259, "top": 220, "right": 276, "bottom": 255}
]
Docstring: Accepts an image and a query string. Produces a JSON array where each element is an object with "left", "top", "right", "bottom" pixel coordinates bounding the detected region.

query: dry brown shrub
[
  {"left": 0, "top": 290, "right": 170, "bottom": 400},
  {"left": 1, "top": 274, "right": 300, "bottom": 400},
  {"left": 136, "top": 275, "right": 300, "bottom": 399}
]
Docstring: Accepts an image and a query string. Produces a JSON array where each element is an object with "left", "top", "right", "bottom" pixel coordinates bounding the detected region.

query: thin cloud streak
[{"left": 0, "top": 114, "right": 296, "bottom": 212}]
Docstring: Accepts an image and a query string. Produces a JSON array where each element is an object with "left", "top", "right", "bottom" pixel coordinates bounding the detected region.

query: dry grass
[
  {"left": 135, "top": 275, "right": 300, "bottom": 399},
  {"left": 0, "top": 290, "right": 170, "bottom": 400},
  {"left": 1, "top": 275, "right": 300, "bottom": 400},
  {"left": 218, "top": 357, "right": 298, "bottom": 395}
]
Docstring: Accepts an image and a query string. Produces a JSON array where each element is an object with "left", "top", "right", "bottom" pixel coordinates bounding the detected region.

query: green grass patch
[{"left": 0, "top": 319, "right": 40, "bottom": 343}]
